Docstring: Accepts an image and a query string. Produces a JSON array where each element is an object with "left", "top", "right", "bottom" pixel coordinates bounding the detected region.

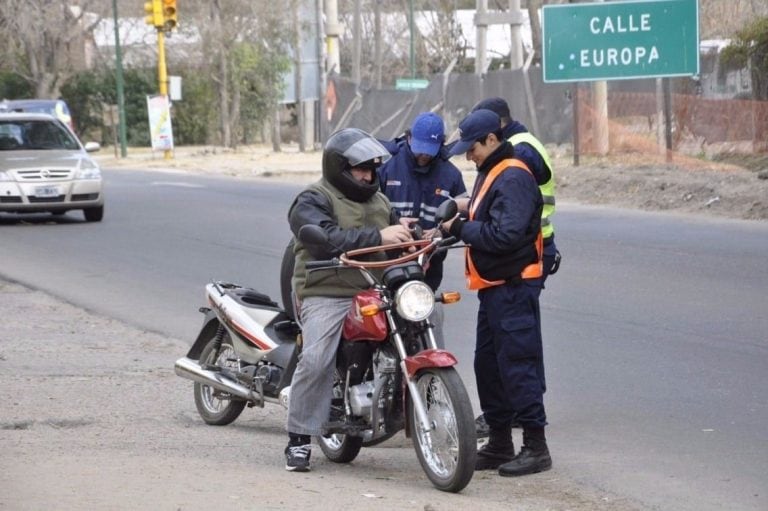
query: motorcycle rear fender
[
  {"left": 403, "top": 349, "right": 457, "bottom": 378},
  {"left": 185, "top": 310, "right": 222, "bottom": 360}
]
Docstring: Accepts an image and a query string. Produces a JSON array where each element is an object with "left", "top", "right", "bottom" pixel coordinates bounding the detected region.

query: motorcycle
[{"left": 174, "top": 200, "right": 477, "bottom": 492}]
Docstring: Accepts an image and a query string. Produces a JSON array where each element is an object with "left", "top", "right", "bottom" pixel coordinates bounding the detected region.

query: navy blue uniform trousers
[{"left": 475, "top": 278, "right": 547, "bottom": 429}]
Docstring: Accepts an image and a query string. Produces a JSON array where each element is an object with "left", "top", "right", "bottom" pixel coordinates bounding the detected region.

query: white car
[{"left": 0, "top": 112, "right": 104, "bottom": 222}]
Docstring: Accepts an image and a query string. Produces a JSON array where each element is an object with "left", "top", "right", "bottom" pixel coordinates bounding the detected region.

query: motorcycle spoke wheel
[
  {"left": 193, "top": 332, "right": 246, "bottom": 426},
  {"left": 409, "top": 368, "right": 476, "bottom": 493}
]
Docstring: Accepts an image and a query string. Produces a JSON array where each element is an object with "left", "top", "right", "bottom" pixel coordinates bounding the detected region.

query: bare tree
[
  {"left": 698, "top": 0, "right": 768, "bottom": 38},
  {"left": 184, "top": 0, "right": 290, "bottom": 147},
  {"left": 527, "top": 0, "right": 542, "bottom": 65},
  {"left": 0, "top": 0, "right": 102, "bottom": 98}
]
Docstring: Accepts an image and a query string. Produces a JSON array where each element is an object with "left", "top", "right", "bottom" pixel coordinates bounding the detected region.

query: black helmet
[{"left": 322, "top": 128, "right": 390, "bottom": 202}]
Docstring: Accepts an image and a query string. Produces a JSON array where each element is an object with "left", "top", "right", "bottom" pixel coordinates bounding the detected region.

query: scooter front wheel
[
  {"left": 193, "top": 332, "right": 246, "bottom": 425},
  {"left": 408, "top": 367, "right": 476, "bottom": 493}
]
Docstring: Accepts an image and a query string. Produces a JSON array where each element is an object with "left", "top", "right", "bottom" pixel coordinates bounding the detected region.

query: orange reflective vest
[{"left": 466, "top": 158, "right": 543, "bottom": 291}]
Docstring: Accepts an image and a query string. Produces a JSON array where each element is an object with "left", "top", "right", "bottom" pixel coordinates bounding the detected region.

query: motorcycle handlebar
[{"left": 305, "top": 258, "right": 339, "bottom": 270}]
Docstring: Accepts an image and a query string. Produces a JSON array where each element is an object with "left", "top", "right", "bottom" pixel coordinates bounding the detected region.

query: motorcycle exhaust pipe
[{"left": 174, "top": 356, "right": 258, "bottom": 402}]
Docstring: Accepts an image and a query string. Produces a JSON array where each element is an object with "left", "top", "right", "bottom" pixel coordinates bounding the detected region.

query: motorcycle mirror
[
  {"left": 434, "top": 199, "right": 458, "bottom": 223},
  {"left": 297, "top": 224, "right": 329, "bottom": 245}
]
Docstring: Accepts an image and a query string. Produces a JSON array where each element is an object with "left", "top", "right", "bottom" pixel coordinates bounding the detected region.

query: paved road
[{"left": 1, "top": 167, "right": 767, "bottom": 510}]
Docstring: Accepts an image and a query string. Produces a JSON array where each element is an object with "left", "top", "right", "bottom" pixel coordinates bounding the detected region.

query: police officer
[
  {"left": 471, "top": 97, "right": 561, "bottom": 439},
  {"left": 378, "top": 112, "right": 467, "bottom": 348},
  {"left": 443, "top": 109, "right": 552, "bottom": 477},
  {"left": 378, "top": 112, "right": 467, "bottom": 292},
  {"left": 472, "top": 97, "right": 560, "bottom": 282}
]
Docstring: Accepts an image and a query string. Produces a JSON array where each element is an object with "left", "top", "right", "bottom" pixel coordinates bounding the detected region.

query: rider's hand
[
  {"left": 422, "top": 227, "right": 438, "bottom": 239},
  {"left": 380, "top": 225, "right": 413, "bottom": 245},
  {"left": 398, "top": 217, "right": 418, "bottom": 229}
]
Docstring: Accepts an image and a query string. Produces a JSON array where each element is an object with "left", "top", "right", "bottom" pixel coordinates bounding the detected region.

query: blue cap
[
  {"left": 448, "top": 109, "right": 501, "bottom": 156},
  {"left": 409, "top": 112, "right": 444, "bottom": 157},
  {"left": 473, "top": 97, "right": 511, "bottom": 119}
]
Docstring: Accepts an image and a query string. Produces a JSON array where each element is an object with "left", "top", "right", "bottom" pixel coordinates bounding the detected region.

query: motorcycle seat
[{"left": 231, "top": 288, "right": 279, "bottom": 308}]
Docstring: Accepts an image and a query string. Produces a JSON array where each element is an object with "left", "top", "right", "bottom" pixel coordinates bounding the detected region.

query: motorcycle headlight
[{"left": 394, "top": 281, "right": 435, "bottom": 322}]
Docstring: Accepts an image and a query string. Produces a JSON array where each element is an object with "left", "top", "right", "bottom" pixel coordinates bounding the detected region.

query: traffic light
[
  {"left": 143, "top": 0, "right": 163, "bottom": 28},
  {"left": 161, "top": 0, "right": 178, "bottom": 32}
]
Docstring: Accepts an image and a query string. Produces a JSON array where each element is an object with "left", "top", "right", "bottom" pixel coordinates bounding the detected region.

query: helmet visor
[{"left": 342, "top": 136, "right": 391, "bottom": 168}]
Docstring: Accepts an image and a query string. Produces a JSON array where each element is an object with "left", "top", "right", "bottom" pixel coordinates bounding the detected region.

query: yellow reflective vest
[{"left": 509, "top": 132, "right": 555, "bottom": 240}]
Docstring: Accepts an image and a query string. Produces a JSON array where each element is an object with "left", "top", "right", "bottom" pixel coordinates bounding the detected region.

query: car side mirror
[{"left": 84, "top": 142, "right": 101, "bottom": 153}]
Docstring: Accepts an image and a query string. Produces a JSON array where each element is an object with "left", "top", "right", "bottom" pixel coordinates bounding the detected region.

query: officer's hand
[
  {"left": 398, "top": 217, "right": 418, "bottom": 229},
  {"left": 441, "top": 213, "right": 461, "bottom": 234},
  {"left": 455, "top": 197, "right": 470, "bottom": 214},
  {"left": 380, "top": 225, "right": 413, "bottom": 245}
]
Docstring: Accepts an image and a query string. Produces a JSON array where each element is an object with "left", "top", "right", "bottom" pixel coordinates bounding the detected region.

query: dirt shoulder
[
  {"left": 95, "top": 144, "right": 768, "bottom": 221},
  {"left": 0, "top": 280, "right": 645, "bottom": 510}
]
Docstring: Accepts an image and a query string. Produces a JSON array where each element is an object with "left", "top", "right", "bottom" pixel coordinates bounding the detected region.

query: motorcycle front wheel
[
  {"left": 408, "top": 367, "right": 476, "bottom": 493},
  {"left": 193, "top": 331, "right": 246, "bottom": 426}
]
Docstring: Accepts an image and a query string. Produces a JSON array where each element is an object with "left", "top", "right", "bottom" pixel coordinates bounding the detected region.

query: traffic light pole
[{"left": 156, "top": 30, "right": 171, "bottom": 160}]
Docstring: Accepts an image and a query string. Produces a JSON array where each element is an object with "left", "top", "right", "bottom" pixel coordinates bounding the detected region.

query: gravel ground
[{"left": 0, "top": 280, "right": 645, "bottom": 511}]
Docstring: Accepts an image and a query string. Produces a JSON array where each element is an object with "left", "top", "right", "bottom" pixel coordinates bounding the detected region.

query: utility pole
[
  {"left": 352, "top": 0, "right": 361, "bottom": 84},
  {"left": 112, "top": 0, "right": 127, "bottom": 157},
  {"left": 409, "top": 0, "right": 415, "bottom": 78},
  {"left": 325, "top": 0, "right": 341, "bottom": 74},
  {"left": 509, "top": 0, "right": 523, "bottom": 69},
  {"left": 592, "top": 0, "right": 609, "bottom": 155},
  {"left": 475, "top": 0, "right": 524, "bottom": 74}
]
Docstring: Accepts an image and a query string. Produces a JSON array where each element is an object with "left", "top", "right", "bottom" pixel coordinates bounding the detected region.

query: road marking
[{"left": 150, "top": 181, "right": 204, "bottom": 188}]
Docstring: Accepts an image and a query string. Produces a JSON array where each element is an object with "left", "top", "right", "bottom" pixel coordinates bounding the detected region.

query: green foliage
[
  {"left": 720, "top": 16, "right": 768, "bottom": 100},
  {"left": 0, "top": 72, "right": 31, "bottom": 99},
  {"left": 232, "top": 42, "right": 290, "bottom": 144},
  {"left": 170, "top": 70, "right": 215, "bottom": 145},
  {"left": 60, "top": 68, "right": 155, "bottom": 145}
]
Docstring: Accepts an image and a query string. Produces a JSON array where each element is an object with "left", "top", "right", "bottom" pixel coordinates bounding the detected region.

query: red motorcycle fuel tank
[{"left": 342, "top": 289, "right": 388, "bottom": 342}]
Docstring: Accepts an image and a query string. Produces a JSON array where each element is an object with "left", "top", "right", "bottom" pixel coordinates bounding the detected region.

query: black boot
[
  {"left": 498, "top": 427, "right": 552, "bottom": 477},
  {"left": 476, "top": 425, "right": 515, "bottom": 470}
]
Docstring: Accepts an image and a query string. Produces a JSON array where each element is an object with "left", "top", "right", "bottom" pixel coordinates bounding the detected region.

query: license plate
[{"left": 34, "top": 185, "right": 60, "bottom": 198}]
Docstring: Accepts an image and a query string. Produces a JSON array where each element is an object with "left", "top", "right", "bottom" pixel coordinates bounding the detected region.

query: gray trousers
[{"left": 286, "top": 296, "right": 352, "bottom": 436}]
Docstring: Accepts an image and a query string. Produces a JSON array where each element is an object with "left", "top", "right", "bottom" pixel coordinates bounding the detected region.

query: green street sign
[
  {"left": 396, "top": 78, "right": 429, "bottom": 91},
  {"left": 542, "top": 0, "right": 700, "bottom": 83}
]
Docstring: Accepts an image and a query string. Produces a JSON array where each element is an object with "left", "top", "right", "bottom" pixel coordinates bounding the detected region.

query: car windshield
[{"left": 0, "top": 119, "right": 80, "bottom": 151}]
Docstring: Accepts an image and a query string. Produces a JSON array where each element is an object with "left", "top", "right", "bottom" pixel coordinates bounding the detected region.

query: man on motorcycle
[{"left": 284, "top": 128, "right": 413, "bottom": 472}]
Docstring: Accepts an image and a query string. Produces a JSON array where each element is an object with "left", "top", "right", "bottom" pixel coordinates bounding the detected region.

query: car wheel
[{"left": 83, "top": 206, "right": 104, "bottom": 222}]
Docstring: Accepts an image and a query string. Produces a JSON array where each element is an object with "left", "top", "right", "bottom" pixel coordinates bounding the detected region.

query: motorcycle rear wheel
[
  {"left": 408, "top": 367, "right": 476, "bottom": 493},
  {"left": 317, "top": 366, "right": 363, "bottom": 463},
  {"left": 193, "top": 332, "right": 247, "bottom": 426}
]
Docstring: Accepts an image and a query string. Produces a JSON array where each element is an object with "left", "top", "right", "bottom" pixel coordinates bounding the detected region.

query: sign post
[{"left": 542, "top": 0, "right": 699, "bottom": 83}]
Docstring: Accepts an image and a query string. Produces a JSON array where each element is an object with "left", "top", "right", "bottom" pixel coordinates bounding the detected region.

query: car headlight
[
  {"left": 0, "top": 171, "right": 11, "bottom": 182},
  {"left": 394, "top": 281, "right": 435, "bottom": 322},
  {"left": 76, "top": 159, "right": 101, "bottom": 180}
]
